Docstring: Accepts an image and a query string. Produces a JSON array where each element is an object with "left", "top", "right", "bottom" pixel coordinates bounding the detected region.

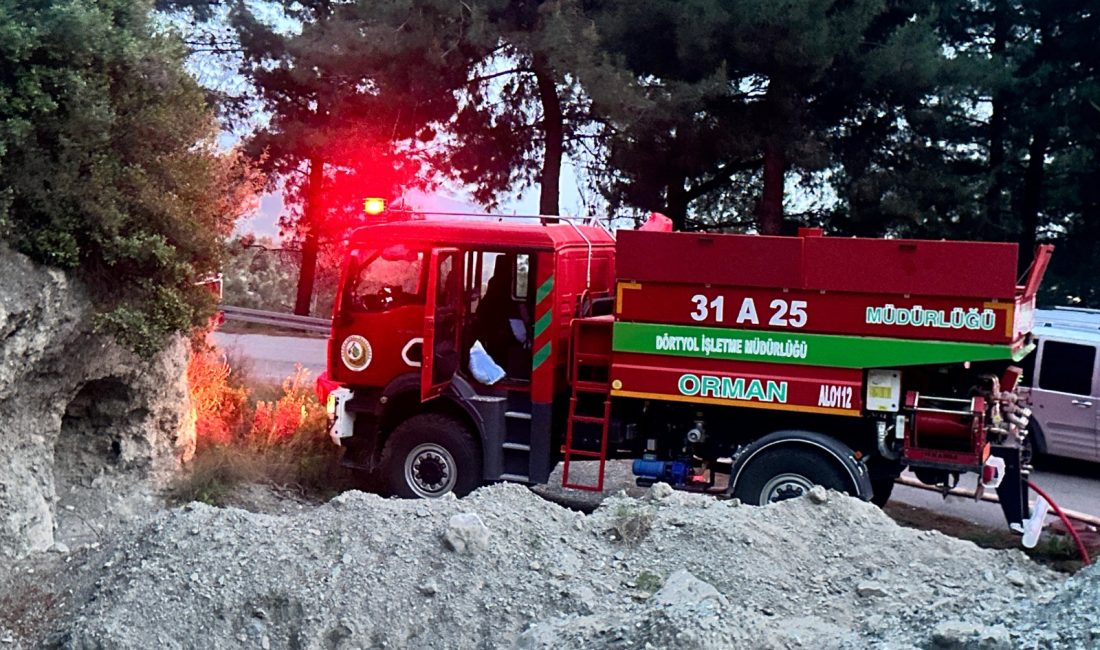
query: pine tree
[{"left": 589, "top": 0, "right": 943, "bottom": 233}]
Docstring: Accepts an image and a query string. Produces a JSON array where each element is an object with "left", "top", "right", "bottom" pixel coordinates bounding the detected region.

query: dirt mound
[{"left": 26, "top": 484, "right": 1072, "bottom": 649}]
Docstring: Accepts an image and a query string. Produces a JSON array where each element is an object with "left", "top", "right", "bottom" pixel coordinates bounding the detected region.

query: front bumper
[{"left": 326, "top": 387, "right": 356, "bottom": 446}]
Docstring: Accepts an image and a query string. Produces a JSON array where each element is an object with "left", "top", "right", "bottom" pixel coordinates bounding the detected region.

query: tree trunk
[
  {"left": 1018, "top": 129, "right": 1048, "bottom": 272},
  {"left": 294, "top": 157, "right": 324, "bottom": 316},
  {"left": 985, "top": 0, "right": 1009, "bottom": 237},
  {"left": 533, "top": 54, "right": 562, "bottom": 218},
  {"left": 665, "top": 171, "right": 688, "bottom": 231},
  {"left": 757, "top": 137, "right": 786, "bottom": 235}
]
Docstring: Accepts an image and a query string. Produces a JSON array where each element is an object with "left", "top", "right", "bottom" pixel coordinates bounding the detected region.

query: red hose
[{"left": 1027, "top": 480, "right": 1091, "bottom": 566}]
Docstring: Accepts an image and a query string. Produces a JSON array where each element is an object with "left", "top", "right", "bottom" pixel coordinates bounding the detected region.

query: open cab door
[{"left": 422, "top": 247, "right": 464, "bottom": 401}]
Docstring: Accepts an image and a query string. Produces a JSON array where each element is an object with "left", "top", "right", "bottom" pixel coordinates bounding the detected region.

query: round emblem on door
[{"left": 341, "top": 335, "right": 373, "bottom": 371}]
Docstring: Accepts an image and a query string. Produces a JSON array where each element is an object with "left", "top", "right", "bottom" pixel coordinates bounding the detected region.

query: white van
[{"left": 1020, "top": 308, "right": 1100, "bottom": 462}]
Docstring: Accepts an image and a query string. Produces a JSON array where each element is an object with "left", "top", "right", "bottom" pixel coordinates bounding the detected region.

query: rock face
[{"left": 0, "top": 245, "right": 195, "bottom": 557}]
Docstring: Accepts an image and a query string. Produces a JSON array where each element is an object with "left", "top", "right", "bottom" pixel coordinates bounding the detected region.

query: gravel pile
[
  {"left": 13, "top": 482, "right": 1089, "bottom": 649},
  {"left": 1014, "top": 562, "right": 1100, "bottom": 648}
]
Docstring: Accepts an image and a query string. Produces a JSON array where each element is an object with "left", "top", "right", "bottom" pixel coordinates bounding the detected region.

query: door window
[
  {"left": 1038, "top": 341, "right": 1096, "bottom": 395},
  {"left": 466, "top": 252, "right": 531, "bottom": 309},
  {"left": 348, "top": 245, "right": 424, "bottom": 312},
  {"left": 424, "top": 248, "right": 463, "bottom": 398},
  {"left": 513, "top": 253, "right": 530, "bottom": 300},
  {"left": 462, "top": 250, "right": 534, "bottom": 383}
]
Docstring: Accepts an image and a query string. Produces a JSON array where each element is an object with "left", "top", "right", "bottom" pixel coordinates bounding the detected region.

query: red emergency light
[{"left": 363, "top": 197, "right": 387, "bottom": 215}]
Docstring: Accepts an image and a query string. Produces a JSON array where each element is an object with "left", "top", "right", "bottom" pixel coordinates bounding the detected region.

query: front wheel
[
  {"left": 732, "top": 445, "right": 855, "bottom": 505},
  {"left": 382, "top": 414, "right": 482, "bottom": 498}
]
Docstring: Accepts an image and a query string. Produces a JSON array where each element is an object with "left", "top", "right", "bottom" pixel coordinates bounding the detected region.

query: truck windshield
[{"left": 347, "top": 245, "right": 424, "bottom": 312}]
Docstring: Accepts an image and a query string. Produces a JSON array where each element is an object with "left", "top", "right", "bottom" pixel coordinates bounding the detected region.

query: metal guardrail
[{"left": 219, "top": 305, "right": 332, "bottom": 334}]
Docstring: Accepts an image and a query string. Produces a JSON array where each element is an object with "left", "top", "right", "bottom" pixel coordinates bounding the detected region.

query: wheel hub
[
  {"left": 760, "top": 473, "right": 815, "bottom": 504},
  {"left": 405, "top": 443, "right": 457, "bottom": 498}
]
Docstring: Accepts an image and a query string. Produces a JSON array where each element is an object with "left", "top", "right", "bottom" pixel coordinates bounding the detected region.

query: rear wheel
[
  {"left": 382, "top": 414, "right": 481, "bottom": 498},
  {"left": 733, "top": 446, "right": 854, "bottom": 505}
]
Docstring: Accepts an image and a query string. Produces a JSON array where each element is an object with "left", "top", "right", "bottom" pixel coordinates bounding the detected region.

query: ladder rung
[
  {"left": 562, "top": 481, "right": 603, "bottom": 492},
  {"left": 570, "top": 415, "right": 607, "bottom": 425},
  {"left": 564, "top": 449, "right": 603, "bottom": 459},
  {"left": 503, "top": 442, "right": 530, "bottom": 452},
  {"left": 573, "top": 381, "right": 610, "bottom": 393}
]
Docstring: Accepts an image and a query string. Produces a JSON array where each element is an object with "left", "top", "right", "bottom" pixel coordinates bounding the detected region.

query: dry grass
[
  {"left": 172, "top": 338, "right": 353, "bottom": 506},
  {"left": 885, "top": 502, "right": 1093, "bottom": 573},
  {"left": 168, "top": 426, "right": 347, "bottom": 506},
  {"left": 610, "top": 505, "right": 654, "bottom": 545}
]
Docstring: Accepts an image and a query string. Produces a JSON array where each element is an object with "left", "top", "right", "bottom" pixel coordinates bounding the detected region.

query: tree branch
[
  {"left": 465, "top": 67, "right": 534, "bottom": 86},
  {"left": 684, "top": 159, "right": 763, "bottom": 202}
]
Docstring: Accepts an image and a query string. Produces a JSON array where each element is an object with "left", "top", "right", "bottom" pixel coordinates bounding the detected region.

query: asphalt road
[
  {"left": 215, "top": 331, "right": 1099, "bottom": 527},
  {"left": 211, "top": 332, "right": 327, "bottom": 383},
  {"left": 891, "top": 459, "right": 1099, "bottom": 529}
]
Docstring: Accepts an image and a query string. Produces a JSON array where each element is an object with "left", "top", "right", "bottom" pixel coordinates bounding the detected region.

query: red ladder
[{"left": 562, "top": 318, "right": 613, "bottom": 491}]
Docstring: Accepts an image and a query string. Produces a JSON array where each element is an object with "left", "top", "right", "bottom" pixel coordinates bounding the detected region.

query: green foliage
[
  {"left": 224, "top": 0, "right": 613, "bottom": 217},
  {"left": 221, "top": 238, "right": 298, "bottom": 312},
  {"left": 589, "top": 0, "right": 945, "bottom": 231},
  {"left": 830, "top": 0, "right": 1100, "bottom": 289},
  {"left": 634, "top": 570, "right": 663, "bottom": 593},
  {"left": 221, "top": 236, "right": 340, "bottom": 316},
  {"left": 178, "top": 0, "right": 1098, "bottom": 305},
  {"left": 0, "top": 0, "right": 256, "bottom": 356}
]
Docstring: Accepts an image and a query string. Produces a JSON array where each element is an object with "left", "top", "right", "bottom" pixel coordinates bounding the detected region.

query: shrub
[
  {"left": 187, "top": 340, "right": 249, "bottom": 448},
  {"left": 249, "top": 366, "right": 328, "bottom": 445},
  {"left": 176, "top": 340, "right": 345, "bottom": 505},
  {"left": 0, "top": 0, "right": 260, "bottom": 357}
]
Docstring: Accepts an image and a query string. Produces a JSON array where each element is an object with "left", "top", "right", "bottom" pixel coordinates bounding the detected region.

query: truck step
[
  {"left": 500, "top": 473, "right": 530, "bottom": 483},
  {"left": 502, "top": 442, "right": 531, "bottom": 452},
  {"left": 573, "top": 381, "right": 610, "bottom": 393},
  {"left": 505, "top": 410, "right": 532, "bottom": 420}
]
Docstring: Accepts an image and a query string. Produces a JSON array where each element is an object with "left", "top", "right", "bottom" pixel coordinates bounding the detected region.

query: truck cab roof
[{"left": 347, "top": 218, "right": 615, "bottom": 251}]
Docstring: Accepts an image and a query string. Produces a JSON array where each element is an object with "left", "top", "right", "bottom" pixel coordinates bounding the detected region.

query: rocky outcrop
[{"left": 0, "top": 245, "right": 195, "bottom": 557}]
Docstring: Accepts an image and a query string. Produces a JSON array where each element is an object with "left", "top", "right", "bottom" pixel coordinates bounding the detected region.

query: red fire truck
[{"left": 319, "top": 211, "right": 1052, "bottom": 530}]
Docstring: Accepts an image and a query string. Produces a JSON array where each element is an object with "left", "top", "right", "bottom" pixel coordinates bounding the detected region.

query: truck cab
[{"left": 324, "top": 218, "right": 615, "bottom": 497}]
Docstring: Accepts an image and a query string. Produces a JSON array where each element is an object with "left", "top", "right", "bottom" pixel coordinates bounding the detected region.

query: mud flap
[{"left": 991, "top": 445, "right": 1029, "bottom": 529}]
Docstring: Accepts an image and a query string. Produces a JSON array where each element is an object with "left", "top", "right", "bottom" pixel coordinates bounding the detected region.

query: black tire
[
  {"left": 733, "top": 446, "right": 855, "bottom": 505},
  {"left": 381, "top": 414, "right": 481, "bottom": 499},
  {"left": 870, "top": 476, "right": 896, "bottom": 507}
]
